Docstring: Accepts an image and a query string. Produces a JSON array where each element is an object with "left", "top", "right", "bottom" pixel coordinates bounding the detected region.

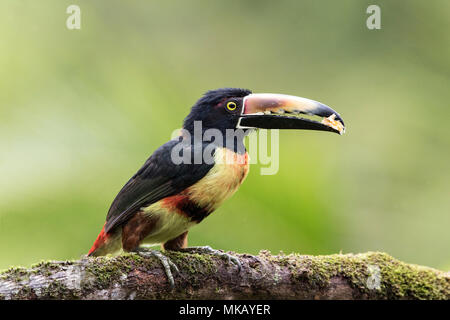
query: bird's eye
[{"left": 226, "top": 101, "right": 237, "bottom": 111}]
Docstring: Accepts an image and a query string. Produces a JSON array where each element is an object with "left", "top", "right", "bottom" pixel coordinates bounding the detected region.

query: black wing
[{"left": 104, "top": 139, "right": 214, "bottom": 233}]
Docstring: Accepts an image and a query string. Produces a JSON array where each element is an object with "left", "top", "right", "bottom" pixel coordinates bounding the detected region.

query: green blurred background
[{"left": 0, "top": 1, "right": 449, "bottom": 271}]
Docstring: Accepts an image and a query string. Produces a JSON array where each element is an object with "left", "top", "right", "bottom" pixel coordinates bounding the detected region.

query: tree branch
[{"left": 0, "top": 250, "right": 448, "bottom": 300}]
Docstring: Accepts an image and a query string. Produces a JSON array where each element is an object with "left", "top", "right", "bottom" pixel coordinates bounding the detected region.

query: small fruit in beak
[{"left": 321, "top": 114, "right": 345, "bottom": 135}]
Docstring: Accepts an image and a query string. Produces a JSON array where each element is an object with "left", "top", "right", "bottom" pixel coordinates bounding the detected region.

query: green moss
[
  {"left": 165, "top": 251, "right": 217, "bottom": 274},
  {"left": 41, "top": 280, "right": 80, "bottom": 299},
  {"left": 0, "top": 266, "right": 30, "bottom": 283},
  {"left": 269, "top": 251, "right": 449, "bottom": 299},
  {"left": 364, "top": 252, "right": 449, "bottom": 299},
  {"left": 1, "top": 251, "right": 448, "bottom": 300},
  {"left": 32, "top": 260, "right": 70, "bottom": 278},
  {"left": 84, "top": 256, "right": 133, "bottom": 288},
  {"left": 14, "top": 285, "right": 34, "bottom": 299}
]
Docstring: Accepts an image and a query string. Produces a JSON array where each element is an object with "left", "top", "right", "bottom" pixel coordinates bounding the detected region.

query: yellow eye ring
[{"left": 226, "top": 101, "right": 237, "bottom": 111}]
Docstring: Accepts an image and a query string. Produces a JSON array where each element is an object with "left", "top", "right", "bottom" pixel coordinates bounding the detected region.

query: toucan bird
[{"left": 88, "top": 88, "right": 345, "bottom": 284}]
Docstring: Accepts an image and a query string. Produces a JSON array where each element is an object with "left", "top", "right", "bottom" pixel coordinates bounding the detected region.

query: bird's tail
[{"left": 88, "top": 223, "right": 121, "bottom": 256}]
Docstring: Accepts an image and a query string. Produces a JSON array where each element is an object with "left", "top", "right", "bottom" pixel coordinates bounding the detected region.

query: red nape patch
[{"left": 88, "top": 223, "right": 110, "bottom": 256}]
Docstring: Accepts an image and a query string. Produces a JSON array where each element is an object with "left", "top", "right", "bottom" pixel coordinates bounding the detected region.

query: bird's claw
[
  {"left": 184, "top": 246, "right": 242, "bottom": 272},
  {"left": 134, "top": 249, "right": 179, "bottom": 288}
]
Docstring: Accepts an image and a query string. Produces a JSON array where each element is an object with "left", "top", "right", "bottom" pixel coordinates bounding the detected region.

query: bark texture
[{"left": 0, "top": 250, "right": 448, "bottom": 300}]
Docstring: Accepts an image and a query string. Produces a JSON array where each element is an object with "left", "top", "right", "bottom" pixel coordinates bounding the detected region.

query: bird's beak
[{"left": 238, "top": 93, "right": 345, "bottom": 135}]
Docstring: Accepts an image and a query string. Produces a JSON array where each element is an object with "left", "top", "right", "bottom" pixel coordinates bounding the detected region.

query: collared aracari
[{"left": 88, "top": 88, "right": 345, "bottom": 285}]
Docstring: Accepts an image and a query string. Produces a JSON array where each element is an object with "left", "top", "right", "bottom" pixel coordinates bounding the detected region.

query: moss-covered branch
[{"left": 0, "top": 250, "right": 448, "bottom": 300}]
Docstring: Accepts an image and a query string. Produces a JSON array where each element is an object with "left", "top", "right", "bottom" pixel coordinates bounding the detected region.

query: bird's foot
[
  {"left": 134, "top": 248, "right": 179, "bottom": 288},
  {"left": 182, "top": 246, "right": 241, "bottom": 271}
]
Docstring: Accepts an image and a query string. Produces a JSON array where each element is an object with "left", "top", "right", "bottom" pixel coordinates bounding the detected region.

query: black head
[
  {"left": 183, "top": 88, "right": 252, "bottom": 133},
  {"left": 183, "top": 87, "right": 345, "bottom": 136}
]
